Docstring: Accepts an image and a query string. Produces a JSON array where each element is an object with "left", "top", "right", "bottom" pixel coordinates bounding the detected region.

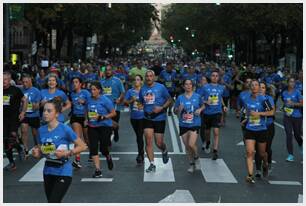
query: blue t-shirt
[
  {"left": 175, "top": 93, "right": 202, "bottom": 128},
  {"left": 281, "top": 89, "right": 303, "bottom": 118},
  {"left": 124, "top": 88, "right": 144, "bottom": 119},
  {"left": 87, "top": 95, "right": 114, "bottom": 127},
  {"left": 139, "top": 82, "right": 171, "bottom": 121},
  {"left": 265, "top": 94, "right": 275, "bottom": 126},
  {"left": 100, "top": 77, "right": 125, "bottom": 111},
  {"left": 114, "top": 72, "right": 128, "bottom": 85},
  {"left": 198, "top": 83, "right": 225, "bottom": 115},
  {"left": 35, "top": 76, "right": 46, "bottom": 89},
  {"left": 83, "top": 73, "right": 99, "bottom": 90},
  {"left": 245, "top": 94, "right": 267, "bottom": 131},
  {"left": 70, "top": 89, "right": 91, "bottom": 117},
  {"left": 295, "top": 80, "right": 303, "bottom": 94},
  {"left": 181, "top": 73, "right": 198, "bottom": 87},
  {"left": 159, "top": 70, "right": 177, "bottom": 92},
  {"left": 38, "top": 123, "right": 77, "bottom": 176},
  {"left": 22, "top": 86, "right": 41, "bottom": 118},
  {"left": 40, "top": 89, "right": 68, "bottom": 122},
  {"left": 237, "top": 90, "right": 251, "bottom": 110},
  {"left": 221, "top": 74, "right": 232, "bottom": 97}
]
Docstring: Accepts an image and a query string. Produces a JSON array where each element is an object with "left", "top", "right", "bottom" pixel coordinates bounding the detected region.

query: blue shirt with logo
[
  {"left": 139, "top": 82, "right": 171, "bottom": 121},
  {"left": 100, "top": 76, "right": 125, "bottom": 111},
  {"left": 22, "top": 86, "right": 41, "bottom": 118},
  {"left": 38, "top": 123, "right": 77, "bottom": 176},
  {"left": 245, "top": 94, "right": 267, "bottom": 131},
  {"left": 40, "top": 89, "right": 68, "bottom": 122},
  {"left": 281, "top": 89, "right": 303, "bottom": 118},
  {"left": 70, "top": 89, "right": 91, "bottom": 117},
  {"left": 87, "top": 95, "right": 114, "bottom": 127},
  {"left": 124, "top": 88, "right": 144, "bottom": 120},
  {"left": 198, "top": 83, "right": 225, "bottom": 115},
  {"left": 175, "top": 93, "right": 202, "bottom": 128},
  {"left": 159, "top": 70, "right": 177, "bottom": 92}
]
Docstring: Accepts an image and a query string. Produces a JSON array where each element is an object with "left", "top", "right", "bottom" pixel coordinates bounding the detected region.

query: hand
[
  {"left": 250, "top": 111, "right": 261, "bottom": 117},
  {"left": 240, "top": 119, "right": 247, "bottom": 126},
  {"left": 54, "top": 149, "right": 68, "bottom": 159},
  {"left": 287, "top": 100, "right": 294, "bottom": 106},
  {"left": 19, "top": 112, "right": 25, "bottom": 121},
  {"left": 115, "top": 98, "right": 121, "bottom": 105},
  {"left": 195, "top": 108, "right": 202, "bottom": 116},
  {"left": 130, "top": 96, "right": 137, "bottom": 103},
  {"left": 32, "top": 146, "right": 41, "bottom": 159},
  {"left": 223, "top": 106, "right": 228, "bottom": 113},
  {"left": 137, "top": 104, "right": 144, "bottom": 110},
  {"left": 153, "top": 106, "right": 164, "bottom": 113},
  {"left": 178, "top": 104, "right": 184, "bottom": 113}
]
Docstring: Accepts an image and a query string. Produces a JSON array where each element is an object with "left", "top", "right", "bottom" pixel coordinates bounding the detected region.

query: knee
[{"left": 246, "top": 150, "right": 254, "bottom": 158}]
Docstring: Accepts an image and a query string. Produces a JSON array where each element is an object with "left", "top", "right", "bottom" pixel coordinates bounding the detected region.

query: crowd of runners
[{"left": 3, "top": 58, "right": 303, "bottom": 202}]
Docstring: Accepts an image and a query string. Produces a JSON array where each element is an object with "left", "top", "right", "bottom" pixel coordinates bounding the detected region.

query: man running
[{"left": 139, "top": 70, "right": 172, "bottom": 172}]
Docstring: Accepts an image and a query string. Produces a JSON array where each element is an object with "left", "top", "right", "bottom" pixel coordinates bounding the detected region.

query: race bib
[
  {"left": 27, "top": 103, "right": 33, "bottom": 112},
  {"left": 3, "top": 95, "right": 10, "bottom": 106},
  {"left": 88, "top": 111, "right": 98, "bottom": 120},
  {"left": 182, "top": 112, "right": 194, "bottom": 124},
  {"left": 144, "top": 92, "right": 155, "bottom": 105},
  {"left": 103, "top": 87, "right": 112, "bottom": 95},
  {"left": 165, "top": 81, "right": 172, "bottom": 88},
  {"left": 41, "top": 143, "right": 56, "bottom": 155},
  {"left": 284, "top": 107, "right": 294, "bottom": 116},
  {"left": 132, "top": 100, "right": 143, "bottom": 111},
  {"left": 249, "top": 115, "right": 260, "bottom": 126},
  {"left": 209, "top": 95, "right": 219, "bottom": 105}
]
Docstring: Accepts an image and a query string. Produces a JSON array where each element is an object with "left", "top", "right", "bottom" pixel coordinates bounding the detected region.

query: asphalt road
[{"left": 3, "top": 109, "right": 303, "bottom": 203}]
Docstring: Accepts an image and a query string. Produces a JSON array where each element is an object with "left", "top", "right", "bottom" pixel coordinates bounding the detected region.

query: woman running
[
  {"left": 87, "top": 81, "right": 117, "bottom": 177},
  {"left": 243, "top": 80, "right": 274, "bottom": 183},
  {"left": 255, "top": 82, "right": 275, "bottom": 177},
  {"left": 70, "top": 77, "right": 91, "bottom": 168},
  {"left": 32, "top": 98, "right": 87, "bottom": 203},
  {"left": 40, "top": 73, "right": 71, "bottom": 123},
  {"left": 281, "top": 77, "right": 303, "bottom": 162},
  {"left": 124, "top": 74, "right": 145, "bottom": 164},
  {"left": 174, "top": 79, "right": 205, "bottom": 173}
]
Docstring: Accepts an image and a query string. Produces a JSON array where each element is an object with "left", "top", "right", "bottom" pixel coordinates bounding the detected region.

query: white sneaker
[
  {"left": 204, "top": 147, "right": 211, "bottom": 154},
  {"left": 195, "top": 158, "right": 201, "bottom": 170},
  {"left": 187, "top": 163, "right": 195, "bottom": 173}
]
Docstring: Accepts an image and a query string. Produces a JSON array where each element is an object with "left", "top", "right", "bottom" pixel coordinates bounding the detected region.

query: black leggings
[
  {"left": 200, "top": 114, "right": 206, "bottom": 143},
  {"left": 130, "top": 118, "right": 144, "bottom": 155},
  {"left": 43, "top": 175, "right": 72, "bottom": 203},
  {"left": 255, "top": 123, "right": 275, "bottom": 170},
  {"left": 283, "top": 115, "right": 303, "bottom": 155},
  {"left": 112, "top": 111, "right": 121, "bottom": 139},
  {"left": 88, "top": 126, "right": 112, "bottom": 156}
]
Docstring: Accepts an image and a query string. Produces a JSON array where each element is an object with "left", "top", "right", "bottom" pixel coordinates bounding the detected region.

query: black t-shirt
[{"left": 3, "top": 86, "right": 24, "bottom": 120}]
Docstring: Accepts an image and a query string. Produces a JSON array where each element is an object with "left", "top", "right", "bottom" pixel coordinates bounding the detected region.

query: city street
[{"left": 3, "top": 110, "right": 303, "bottom": 203}]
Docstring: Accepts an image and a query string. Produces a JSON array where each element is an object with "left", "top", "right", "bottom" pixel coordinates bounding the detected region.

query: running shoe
[
  {"left": 245, "top": 175, "right": 255, "bottom": 184},
  {"left": 201, "top": 143, "right": 205, "bottom": 151},
  {"left": 286, "top": 154, "right": 294, "bottom": 162},
  {"left": 106, "top": 155, "right": 114, "bottom": 170},
  {"left": 194, "top": 157, "right": 201, "bottom": 170},
  {"left": 5, "top": 162, "right": 16, "bottom": 171},
  {"left": 204, "top": 143, "right": 211, "bottom": 154},
  {"left": 187, "top": 163, "right": 195, "bottom": 173},
  {"left": 162, "top": 150, "right": 169, "bottom": 164},
  {"left": 255, "top": 170, "right": 261, "bottom": 178},
  {"left": 92, "top": 169, "right": 102, "bottom": 178},
  {"left": 136, "top": 154, "right": 144, "bottom": 164},
  {"left": 212, "top": 151, "right": 218, "bottom": 160},
  {"left": 262, "top": 164, "right": 269, "bottom": 177},
  {"left": 72, "top": 160, "right": 82, "bottom": 169},
  {"left": 145, "top": 164, "right": 156, "bottom": 173}
]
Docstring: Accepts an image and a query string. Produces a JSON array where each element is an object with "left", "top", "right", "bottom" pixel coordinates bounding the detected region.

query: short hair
[
  {"left": 145, "top": 70, "right": 155, "bottom": 76},
  {"left": 71, "top": 76, "right": 83, "bottom": 84},
  {"left": 183, "top": 79, "right": 194, "bottom": 87},
  {"left": 90, "top": 81, "right": 102, "bottom": 90}
]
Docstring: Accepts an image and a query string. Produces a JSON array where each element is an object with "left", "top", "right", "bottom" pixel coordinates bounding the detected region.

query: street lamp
[{"left": 185, "top": 27, "right": 189, "bottom": 31}]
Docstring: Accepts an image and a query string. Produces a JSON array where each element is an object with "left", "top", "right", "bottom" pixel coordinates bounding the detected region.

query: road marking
[
  {"left": 298, "top": 194, "right": 303, "bottom": 203},
  {"left": 159, "top": 190, "right": 195, "bottom": 203},
  {"left": 167, "top": 115, "right": 180, "bottom": 154},
  {"left": 99, "top": 157, "right": 119, "bottom": 160},
  {"left": 3, "top": 158, "right": 15, "bottom": 168},
  {"left": 81, "top": 178, "right": 113, "bottom": 182},
  {"left": 19, "top": 158, "right": 45, "bottom": 182},
  {"left": 237, "top": 141, "right": 244, "bottom": 146},
  {"left": 268, "top": 181, "right": 302, "bottom": 186},
  {"left": 80, "top": 151, "right": 185, "bottom": 155},
  {"left": 173, "top": 115, "right": 186, "bottom": 154},
  {"left": 200, "top": 158, "right": 238, "bottom": 183},
  {"left": 274, "top": 121, "right": 284, "bottom": 129},
  {"left": 144, "top": 158, "right": 175, "bottom": 182}
]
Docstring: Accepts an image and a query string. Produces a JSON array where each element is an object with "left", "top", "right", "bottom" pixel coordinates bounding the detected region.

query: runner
[
  {"left": 31, "top": 98, "right": 87, "bottom": 203},
  {"left": 69, "top": 77, "right": 91, "bottom": 168},
  {"left": 40, "top": 73, "right": 71, "bottom": 123},
  {"left": 100, "top": 65, "right": 125, "bottom": 143},
  {"left": 3, "top": 72, "right": 28, "bottom": 170},
  {"left": 281, "top": 77, "right": 303, "bottom": 162},
  {"left": 243, "top": 80, "right": 274, "bottom": 183},
  {"left": 87, "top": 81, "right": 117, "bottom": 177},
  {"left": 174, "top": 79, "right": 205, "bottom": 173},
  {"left": 197, "top": 71, "right": 228, "bottom": 159},
  {"left": 139, "top": 70, "right": 172, "bottom": 172},
  {"left": 255, "top": 82, "right": 275, "bottom": 177},
  {"left": 124, "top": 75, "right": 145, "bottom": 164},
  {"left": 20, "top": 74, "right": 42, "bottom": 157}
]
